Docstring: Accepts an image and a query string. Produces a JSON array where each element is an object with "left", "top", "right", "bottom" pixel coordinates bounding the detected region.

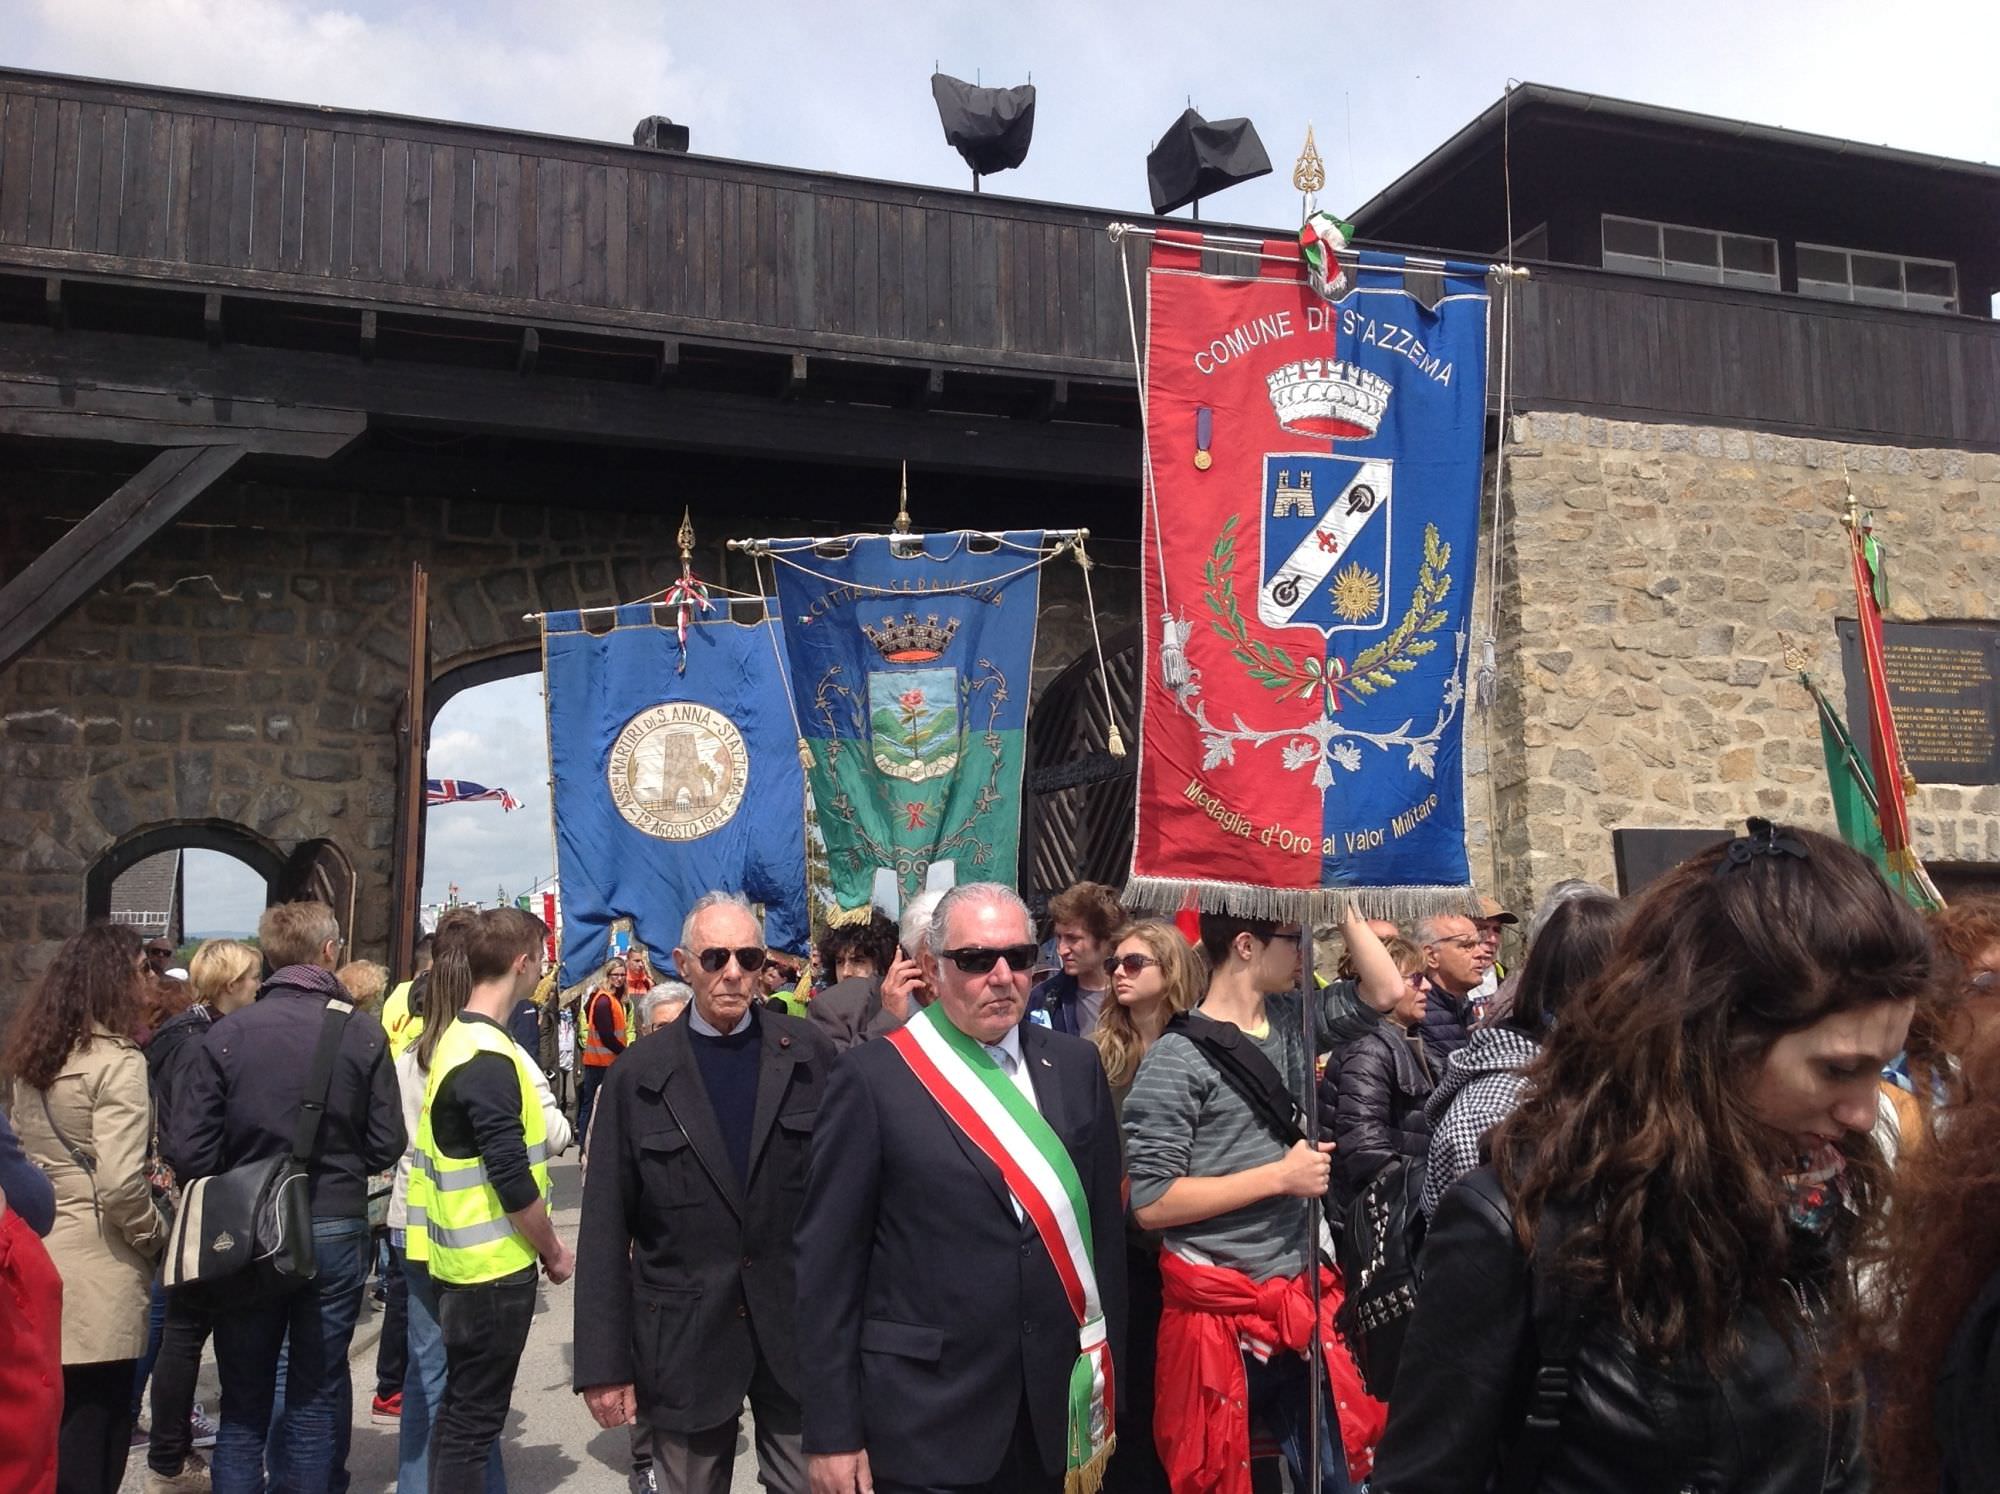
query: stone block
[
  {"left": 127, "top": 632, "right": 193, "bottom": 664},
  {"left": 283, "top": 750, "right": 361, "bottom": 783},
  {"left": 174, "top": 751, "right": 214, "bottom": 818},
  {"left": 251, "top": 608, "right": 298, "bottom": 635},
  {"left": 4, "top": 709, "right": 77, "bottom": 744},
  {"left": 250, "top": 782, "right": 301, "bottom": 832},
  {"left": 197, "top": 636, "right": 254, "bottom": 669},
  {"left": 132, "top": 713, "right": 182, "bottom": 743},
  {"left": 151, "top": 668, "right": 236, "bottom": 700},
  {"left": 291, "top": 576, "right": 326, "bottom": 603},
  {"left": 265, "top": 713, "right": 299, "bottom": 743},
  {"left": 190, "top": 712, "right": 259, "bottom": 743},
  {"left": 1718, "top": 748, "right": 1757, "bottom": 782}
]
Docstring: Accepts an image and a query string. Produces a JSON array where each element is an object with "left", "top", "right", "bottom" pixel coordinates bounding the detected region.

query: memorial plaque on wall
[{"left": 1837, "top": 621, "right": 2000, "bottom": 786}]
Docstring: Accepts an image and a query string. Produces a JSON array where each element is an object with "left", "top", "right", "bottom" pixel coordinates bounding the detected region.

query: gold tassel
[
  {"left": 1106, "top": 721, "right": 1127, "bottom": 758},
  {"left": 796, "top": 738, "right": 813, "bottom": 773},
  {"left": 1065, "top": 1436, "right": 1116, "bottom": 1494}
]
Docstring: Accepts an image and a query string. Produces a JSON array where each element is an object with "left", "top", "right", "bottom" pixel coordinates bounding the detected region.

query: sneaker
[
  {"left": 626, "top": 1470, "right": 657, "bottom": 1494},
  {"left": 370, "top": 1391, "right": 403, "bottom": 1425},
  {"left": 189, "top": 1402, "right": 220, "bottom": 1450},
  {"left": 144, "top": 1451, "right": 213, "bottom": 1493}
]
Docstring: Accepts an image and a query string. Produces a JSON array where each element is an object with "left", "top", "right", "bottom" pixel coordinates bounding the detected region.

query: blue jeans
[
  {"left": 399, "top": 1244, "right": 506, "bottom": 1494},
  {"left": 210, "top": 1216, "right": 371, "bottom": 1494},
  {"left": 131, "top": 1278, "right": 169, "bottom": 1416},
  {"left": 1242, "top": 1349, "right": 1355, "bottom": 1494}
]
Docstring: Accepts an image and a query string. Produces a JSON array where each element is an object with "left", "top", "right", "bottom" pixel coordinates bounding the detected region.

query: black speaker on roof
[
  {"left": 1146, "top": 107, "right": 1271, "bottom": 217},
  {"left": 931, "top": 72, "right": 1036, "bottom": 188}
]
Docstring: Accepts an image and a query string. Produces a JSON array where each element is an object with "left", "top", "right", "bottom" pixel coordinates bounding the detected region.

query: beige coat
[{"left": 7, "top": 1025, "right": 168, "bottom": 1363}]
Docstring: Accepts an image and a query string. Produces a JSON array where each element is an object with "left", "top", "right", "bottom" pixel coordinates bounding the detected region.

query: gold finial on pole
[
  {"left": 677, "top": 506, "right": 696, "bottom": 565},
  {"left": 1779, "top": 632, "right": 1812, "bottom": 675},
  {"left": 1292, "top": 123, "right": 1326, "bottom": 201},
  {"left": 893, "top": 461, "right": 913, "bottom": 534}
]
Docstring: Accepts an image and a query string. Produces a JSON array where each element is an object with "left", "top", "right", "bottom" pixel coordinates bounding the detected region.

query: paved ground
[{"left": 124, "top": 1155, "right": 762, "bottom": 1493}]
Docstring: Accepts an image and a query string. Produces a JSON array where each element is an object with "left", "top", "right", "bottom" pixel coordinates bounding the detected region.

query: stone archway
[{"left": 85, "top": 819, "right": 287, "bottom": 926}]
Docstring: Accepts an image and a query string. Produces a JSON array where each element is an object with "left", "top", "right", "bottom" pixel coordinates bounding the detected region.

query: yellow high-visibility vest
[
  {"left": 382, "top": 982, "right": 420, "bottom": 1056},
  {"left": 408, "top": 1017, "right": 551, "bottom": 1284}
]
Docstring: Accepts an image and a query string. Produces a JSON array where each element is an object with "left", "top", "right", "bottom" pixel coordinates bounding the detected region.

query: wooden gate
[{"left": 1020, "top": 627, "right": 1141, "bottom": 914}]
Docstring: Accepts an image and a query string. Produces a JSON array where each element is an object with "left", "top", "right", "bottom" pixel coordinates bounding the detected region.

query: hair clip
[{"left": 1717, "top": 817, "right": 1809, "bottom": 875}]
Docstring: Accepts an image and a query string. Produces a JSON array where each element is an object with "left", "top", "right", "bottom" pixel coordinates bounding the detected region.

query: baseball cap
[{"left": 1475, "top": 896, "right": 1518, "bottom": 925}]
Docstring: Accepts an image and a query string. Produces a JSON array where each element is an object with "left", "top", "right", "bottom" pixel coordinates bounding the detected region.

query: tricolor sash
[{"left": 885, "top": 1005, "right": 1116, "bottom": 1493}]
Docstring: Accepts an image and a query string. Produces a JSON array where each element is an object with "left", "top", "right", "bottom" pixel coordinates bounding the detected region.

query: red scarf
[{"left": 1155, "top": 1251, "right": 1386, "bottom": 1492}]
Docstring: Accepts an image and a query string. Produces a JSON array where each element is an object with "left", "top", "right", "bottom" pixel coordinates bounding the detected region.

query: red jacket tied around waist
[{"left": 1155, "top": 1250, "right": 1386, "bottom": 1492}]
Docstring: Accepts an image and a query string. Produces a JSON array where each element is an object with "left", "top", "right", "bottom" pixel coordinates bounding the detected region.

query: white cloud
[{"left": 423, "top": 671, "right": 553, "bottom": 906}]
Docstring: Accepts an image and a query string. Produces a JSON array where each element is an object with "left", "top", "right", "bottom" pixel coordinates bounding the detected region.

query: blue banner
[
  {"left": 766, "top": 532, "right": 1045, "bottom": 916},
  {"left": 543, "top": 605, "right": 808, "bottom": 984}
]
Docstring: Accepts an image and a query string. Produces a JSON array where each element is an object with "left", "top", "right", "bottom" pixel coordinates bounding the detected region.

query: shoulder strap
[
  {"left": 1166, "top": 1011, "right": 1307, "bottom": 1148},
  {"left": 36, "top": 1086, "right": 103, "bottom": 1224},
  {"left": 1496, "top": 1217, "right": 1589, "bottom": 1494},
  {"left": 290, "top": 998, "right": 357, "bottom": 1166}
]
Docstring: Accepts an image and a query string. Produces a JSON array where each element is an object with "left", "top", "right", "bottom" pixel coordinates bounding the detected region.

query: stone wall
[
  {"left": 0, "top": 471, "right": 1137, "bottom": 983},
  {"left": 1482, "top": 412, "right": 2000, "bottom": 913}
]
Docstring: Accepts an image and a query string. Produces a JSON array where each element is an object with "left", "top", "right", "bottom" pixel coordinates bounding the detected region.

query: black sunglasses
[
  {"left": 941, "top": 944, "right": 1039, "bottom": 975},
  {"left": 694, "top": 946, "right": 768, "bottom": 974},
  {"left": 1103, "top": 953, "right": 1161, "bottom": 977}
]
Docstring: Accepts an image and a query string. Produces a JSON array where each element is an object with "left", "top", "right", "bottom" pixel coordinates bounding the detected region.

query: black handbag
[
  {"left": 162, "top": 997, "right": 355, "bottom": 1293},
  {"left": 1334, "top": 1156, "right": 1427, "bottom": 1400}
]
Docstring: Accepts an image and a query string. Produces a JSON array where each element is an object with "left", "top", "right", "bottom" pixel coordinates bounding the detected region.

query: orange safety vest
[{"left": 582, "top": 988, "right": 623, "bottom": 1067}]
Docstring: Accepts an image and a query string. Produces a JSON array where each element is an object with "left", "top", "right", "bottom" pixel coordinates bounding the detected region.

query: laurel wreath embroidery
[{"left": 1202, "top": 514, "right": 1453, "bottom": 713}]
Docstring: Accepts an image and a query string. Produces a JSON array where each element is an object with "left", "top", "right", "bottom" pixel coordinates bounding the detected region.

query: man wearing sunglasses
[
  {"left": 798, "top": 883, "right": 1127, "bottom": 1494},
  {"left": 574, "top": 892, "right": 836, "bottom": 1494}
]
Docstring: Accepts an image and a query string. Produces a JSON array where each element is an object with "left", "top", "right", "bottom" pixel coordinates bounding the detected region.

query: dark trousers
[
  {"left": 1242, "top": 1349, "right": 1355, "bottom": 1494},
  {"left": 148, "top": 1287, "right": 216, "bottom": 1475},
  {"left": 576, "top": 1065, "right": 608, "bottom": 1154},
  {"left": 873, "top": 1395, "right": 1056, "bottom": 1494},
  {"left": 1105, "top": 1241, "right": 1170, "bottom": 1494},
  {"left": 59, "top": 1358, "right": 138, "bottom": 1494},
  {"left": 430, "top": 1265, "right": 538, "bottom": 1494},
  {"left": 210, "top": 1215, "right": 371, "bottom": 1494},
  {"left": 375, "top": 1243, "right": 410, "bottom": 1398}
]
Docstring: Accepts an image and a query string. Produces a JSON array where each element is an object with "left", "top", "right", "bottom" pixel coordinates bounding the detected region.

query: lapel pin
[
  {"left": 779, "top": 1035, "right": 792, "bottom": 1048},
  {"left": 1040, "top": 1057, "right": 1053, "bottom": 1067}
]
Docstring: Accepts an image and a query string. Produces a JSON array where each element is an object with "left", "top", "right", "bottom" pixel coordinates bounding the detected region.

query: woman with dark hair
[
  {"left": 1418, "top": 887, "right": 1625, "bottom": 1218},
  {"left": 1879, "top": 895, "right": 2000, "bottom": 1146},
  {"left": 3, "top": 924, "right": 171, "bottom": 1494},
  {"left": 1373, "top": 821, "right": 1931, "bottom": 1494},
  {"left": 1322, "top": 936, "right": 1434, "bottom": 1218},
  {"left": 1866, "top": 1035, "right": 2000, "bottom": 1492}
]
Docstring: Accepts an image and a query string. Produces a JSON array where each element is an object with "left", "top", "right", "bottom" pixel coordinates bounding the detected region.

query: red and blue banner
[{"left": 1128, "top": 231, "right": 1490, "bottom": 917}]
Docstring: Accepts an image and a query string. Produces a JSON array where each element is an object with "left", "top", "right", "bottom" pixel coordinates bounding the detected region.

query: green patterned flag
[{"left": 768, "top": 532, "right": 1047, "bottom": 918}]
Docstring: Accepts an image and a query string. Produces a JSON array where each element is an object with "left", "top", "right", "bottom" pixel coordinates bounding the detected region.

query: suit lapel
[
  {"left": 656, "top": 1020, "right": 745, "bottom": 1217},
  {"left": 1021, "top": 1023, "right": 1072, "bottom": 1145}
]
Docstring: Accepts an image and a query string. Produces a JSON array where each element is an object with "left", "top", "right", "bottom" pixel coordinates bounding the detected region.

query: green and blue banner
[{"left": 768, "top": 533, "right": 1045, "bottom": 918}]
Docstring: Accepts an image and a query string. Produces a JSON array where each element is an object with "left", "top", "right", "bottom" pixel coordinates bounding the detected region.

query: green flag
[{"left": 1807, "top": 674, "right": 1938, "bottom": 911}]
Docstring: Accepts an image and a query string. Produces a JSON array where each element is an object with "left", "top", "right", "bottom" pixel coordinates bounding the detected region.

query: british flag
[{"left": 425, "top": 779, "right": 520, "bottom": 811}]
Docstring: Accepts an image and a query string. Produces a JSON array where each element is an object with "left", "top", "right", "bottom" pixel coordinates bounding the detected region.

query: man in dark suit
[
  {"left": 797, "top": 882, "right": 1127, "bottom": 1494},
  {"left": 573, "top": 891, "right": 835, "bottom": 1494}
]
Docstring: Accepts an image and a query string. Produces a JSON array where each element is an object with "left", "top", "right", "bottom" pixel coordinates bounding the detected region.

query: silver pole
[{"left": 1300, "top": 930, "right": 1325, "bottom": 1493}]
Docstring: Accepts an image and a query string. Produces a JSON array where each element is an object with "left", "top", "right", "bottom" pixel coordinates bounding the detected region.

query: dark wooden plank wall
[
  {"left": 1, "top": 78, "right": 1997, "bottom": 448},
  {"left": 1509, "top": 270, "right": 2000, "bottom": 448},
  {"left": 0, "top": 81, "right": 1151, "bottom": 379}
]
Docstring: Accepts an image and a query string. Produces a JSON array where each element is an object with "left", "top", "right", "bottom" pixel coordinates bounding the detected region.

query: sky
[{"left": 56, "top": 0, "right": 2000, "bottom": 929}]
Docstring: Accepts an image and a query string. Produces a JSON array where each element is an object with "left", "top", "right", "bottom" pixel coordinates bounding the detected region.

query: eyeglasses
[
  {"left": 694, "top": 946, "right": 768, "bottom": 974},
  {"left": 1264, "top": 931, "right": 1303, "bottom": 946},
  {"left": 1103, "top": 954, "right": 1161, "bottom": 977},
  {"left": 941, "top": 944, "right": 1039, "bottom": 975}
]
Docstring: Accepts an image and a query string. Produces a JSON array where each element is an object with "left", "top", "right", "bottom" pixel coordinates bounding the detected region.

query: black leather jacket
[
  {"left": 1321, "top": 1024, "right": 1433, "bottom": 1215},
  {"left": 1373, "top": 1168, "right": 1864, "bottom": 1494}
]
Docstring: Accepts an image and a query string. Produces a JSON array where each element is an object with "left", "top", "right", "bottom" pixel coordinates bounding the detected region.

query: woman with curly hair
[
  {"left": 1866, "top": 1033, "right": 2000, "bottom": 1492},
  {"left": 3, "top": 923, "right": 171, "bottom": 1494},
  {"left": 1881, "top": 896, "right": 2000, "bottom": 1145},
  {"left": 1373, "top": 821, "right": 1932, "bottom": 1494}
]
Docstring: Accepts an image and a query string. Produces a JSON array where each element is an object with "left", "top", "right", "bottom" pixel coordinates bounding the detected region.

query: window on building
[
  {"left": 1797, "top": 243, "right": 1959, "bottom": 313},
  {"left": 1600, "top": 215, "right": 1780, "bottom": 291}
]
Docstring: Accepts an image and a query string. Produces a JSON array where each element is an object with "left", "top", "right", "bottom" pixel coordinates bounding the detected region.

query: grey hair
[
  {"left": 1413, "top": 911, "right": 1473, "bottom": 946},
  {"left": 1527, "top": 879, "right": 1615, "bottom": 944},
  {"left": 900, "top": 888, "right": 947, "bottom": 958},
  {"left": 927, "top": 882, "right": 1031, "bottom": 961},
  {"left": 640, "top": 981, "right": 693, "bottom": 1026},
  {"left": 679, "top": 891, "right": 762, "bottom": 951}
]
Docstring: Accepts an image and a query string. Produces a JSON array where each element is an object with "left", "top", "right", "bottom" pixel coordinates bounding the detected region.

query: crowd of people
[{"left": 4, "top": 824, "right": 2000, "bottom": 1493}]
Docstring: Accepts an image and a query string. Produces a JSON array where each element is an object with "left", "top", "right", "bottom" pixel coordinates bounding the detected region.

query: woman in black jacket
[
  {"left": 1321, "top": 936, "right": 1432, "bottom": 1216},
  {"left": 1374, "top": 821, "right": 1933, "bottom": 1494}
]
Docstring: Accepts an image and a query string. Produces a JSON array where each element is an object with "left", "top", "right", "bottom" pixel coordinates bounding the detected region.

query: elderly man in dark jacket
[
  {"left": 167, "top": 901, "right": 405, "bottom": 1494},
  {"left": 574, "top": 891, "right": 835, "bottom": 1494}
]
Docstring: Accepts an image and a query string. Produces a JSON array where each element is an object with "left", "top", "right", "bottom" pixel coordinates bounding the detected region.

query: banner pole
[{"left": 1300, "top": 930, "right": 1325, "bottom": 1494}]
